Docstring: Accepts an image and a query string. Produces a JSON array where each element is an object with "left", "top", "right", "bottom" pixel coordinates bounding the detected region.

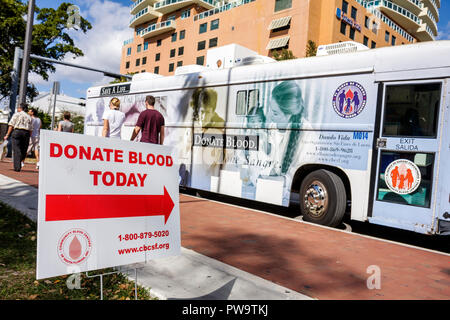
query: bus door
[{"left": 369, "top": 80, "right": 444, "bottom": 234}]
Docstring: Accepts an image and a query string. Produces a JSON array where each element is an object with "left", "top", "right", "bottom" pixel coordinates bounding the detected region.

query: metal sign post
[
  {"left": 85, "top": 264, "right": 143, "bottom": 300},
  {"left": 50, "top": 81, "right": 60, "bottom": 130}
]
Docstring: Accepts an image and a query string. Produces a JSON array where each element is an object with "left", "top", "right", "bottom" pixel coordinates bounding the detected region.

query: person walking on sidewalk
[
  {"left": 57, "top": 111, "right": 74, "bottom": 133},
  {"left": 27, "top": 108, "right": 42, "bottom": 169},
  {"left": 130, "top": 95, "right": 165, "bottom": 145},
  {"left": 3, "top": 103, "right": 33, "bottom": 172}
]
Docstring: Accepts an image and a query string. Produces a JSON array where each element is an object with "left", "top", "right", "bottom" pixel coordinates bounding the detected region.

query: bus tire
[{"left": 299, "top": 169, "right": 347, "bottom": 228}]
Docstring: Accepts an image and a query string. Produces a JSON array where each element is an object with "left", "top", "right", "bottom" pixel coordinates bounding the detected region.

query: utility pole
[
  {"left": 17, "top": 0, "right": 36, "bottom": 107},
  {"left": 9, "top": 47, "right": 23, "bottom": 120}
]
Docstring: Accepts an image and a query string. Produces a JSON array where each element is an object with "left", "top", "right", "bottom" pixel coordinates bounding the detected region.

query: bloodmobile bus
[{"left": 84, "top": 41, "right": 450, "bottom": 235}]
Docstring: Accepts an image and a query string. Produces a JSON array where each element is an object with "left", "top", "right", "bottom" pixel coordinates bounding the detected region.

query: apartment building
[{"left": 120, "top": 0, "right": 440, "bottom": 76}]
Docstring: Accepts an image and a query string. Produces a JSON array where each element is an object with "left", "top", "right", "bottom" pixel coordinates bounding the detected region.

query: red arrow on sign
[{"left": 45, "top": 187, "right": 174, "bottom": 224}]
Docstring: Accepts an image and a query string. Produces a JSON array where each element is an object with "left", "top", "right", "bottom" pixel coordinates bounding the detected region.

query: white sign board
[{"left": 36, "top": 130, "right": 180, "bottom": 279}]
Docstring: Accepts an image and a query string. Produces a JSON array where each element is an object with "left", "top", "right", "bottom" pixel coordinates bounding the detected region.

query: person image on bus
[
  {"left": 391, "top": 165, "right": 400, "bottom": 189},
  {"left": 268, "top": 81, "right": 305, "bottom": 176},
  {"left": 242, "top": 106, "right": 272, "bottom": 188},
  {"left": 338, "top": 90, "right": 346, "bottom": 113},
  {"left": 102, "top": 97, "right": 125, "bottom": 138},
  {"left": 190, "top": 88, "right": 225, "bottom": 188}
]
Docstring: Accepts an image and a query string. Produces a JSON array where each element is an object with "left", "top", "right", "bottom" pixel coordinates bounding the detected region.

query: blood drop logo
[{"left": 57, "top": 229, "right": 92, "bottom": 265}]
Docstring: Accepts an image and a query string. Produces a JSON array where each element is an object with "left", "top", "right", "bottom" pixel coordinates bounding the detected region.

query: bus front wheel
[{"left": 299, "top": 169, "right": 347, "bottom": 228}]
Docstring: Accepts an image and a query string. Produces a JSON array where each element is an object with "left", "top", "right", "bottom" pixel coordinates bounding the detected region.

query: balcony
[
  {"left": 419, "top": 7, "right": 438, "bottom": 36},
  {"left": 366, "top": 0, "right": 422, "bottom": 33},
  {"left": 154, "top": 0, "right": 216, "bottom": 15},
  {"left": 415, "top": 23, "right": 435, "bottom": 41},
  {"left": 140, "top": 19, "right": 176, "bottom": 38},
  {"left": 129, "top": 6, "right": 162, "bottom": 28},
  {"left": 130, "top": 0, "right": 159, "bottom": 15},
  {"left": 389, "top": 0, "right": 422, "bottom": 15},
  {"left": 422, "top": 0, "right": 439, "bottom": 23}
]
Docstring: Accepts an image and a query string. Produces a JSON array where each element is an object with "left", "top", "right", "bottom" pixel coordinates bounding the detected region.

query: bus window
[
  {"left": 248, "top": 89, "right": 259, "bottom": 110},
  {"left": 382, "top": 83, "right": 441, "bottom": 138},
  {"left": 236, "top": 90, "right": 247, "bottom": 115},
  {"left": 377, "top": 151, "right": 434, "bottom": 207}
]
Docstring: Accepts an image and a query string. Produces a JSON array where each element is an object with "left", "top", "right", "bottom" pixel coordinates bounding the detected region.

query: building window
[
  {"left": 154, "top": 66, "right": 159, "bottom": 74},
  {"left": 351, "top": 6, "right": 357, "bottom": 20},
  {"left": 340, "top": 21, "right": 347, "bottom": 35},
  {"left": 363, "top": 36, "right": 369, "bottom": 46},
  {"left": 180, "top": 30, "right": 186, "bottom": 40},
  {"left": 142, "top": 57, "right": 147, "bottom": 65},
  {"left": 137, "top": 44, "right": 142, "bottom": 53},
  {"left": 385, "top": 31, "right": 390, "bottom": 42},
  {"left": 349, "top": 28, "right": 355, "bottom": 40},
  {"left": 181, "top": 9, "right": 190, "bottom": 19},
  {"left": 391, "top": 35, "right": 396, "bottom": 46},
  {"left": 125, "top": 61, "right": 130, "bottom": 69},
  {"left": 196, "top": 56, "right": 204, "bottom": 66},
  {"left": 365, "top": 16, "right": 370, "bottom": 29},
  {"left": 157, "top": 39, "right": 162, "bottom": 47},
  {"left": 178, "top": 46, "right": 184, "bottom": 56},
  {"left": 177, "top": 61, "right": 183, "bottom": 67},
  {"left": 342, "top": 0, "right": 348, "bottom": 14},
  {"left": 172, "top": 32, "right": 177, "bottom": 42},
  {"left": 372, "top": 22, "right": 378, "bottom": 34},
  {"left": 136, "top": 58, "right": 140, "bottom": 67},
  {"left": 197, "top": 40, "right": 206, "bottom": 51},
  {"left": 199, "top": 23, "right": 207, "bottom": 34},
  {"left": 209, "top": 37, "right": 218, "bottom": 48},
  {"left": 127, "top": 47, "right": 131, "bottom": 56},
  {"left": 170, "top": 49, "right": 176, "bottom": 58},
  {"left": 371, "top": 41, "right": 376, "bottom": 49},
  {"left": 144, "top": 42, "right": 148, "bottom": 51},
  {"left": 274, "top": 0, "right": 292, "bottom": 12},
  {"left": 155, "top": 53, "right": 160, "bottom": 61},
  {"left": 168, "top": 15, "right": 176, "bottom": 21},
  {"left": 211, "top": 19, "right": 219, "bottom": 31},
  {"left": 169, "top": 63, "right": 174, "bottom": 72}
]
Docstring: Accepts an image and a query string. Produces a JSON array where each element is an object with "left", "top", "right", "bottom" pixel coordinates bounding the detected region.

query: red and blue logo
[{"left": 332, "top": 82, "right": 367, "bottom": 118}]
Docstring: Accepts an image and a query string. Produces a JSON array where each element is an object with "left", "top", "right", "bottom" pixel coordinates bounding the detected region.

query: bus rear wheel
[{"left": 299, "top": 169, "right": 347, "bottom": 228}]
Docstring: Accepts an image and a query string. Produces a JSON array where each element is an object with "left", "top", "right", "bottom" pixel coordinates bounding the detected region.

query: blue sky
[{"left": 28, "top": 0, "right": 450, "bottom": 100}]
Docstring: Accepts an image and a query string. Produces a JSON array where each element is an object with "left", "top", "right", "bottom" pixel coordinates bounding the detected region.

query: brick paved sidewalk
[{"left": 1, "top": 159, "right": 448, "bottom": 300}]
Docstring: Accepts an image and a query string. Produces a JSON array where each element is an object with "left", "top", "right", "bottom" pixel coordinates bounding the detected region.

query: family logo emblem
[
  {"left": 385, "top": 159, "right": 421, "bottom": 195},
  {"left": 332, "top": 82, "right": 367, "bottom": 118},
  {"left": 57, "top": 229, "right": 92, "bottom": 265}
]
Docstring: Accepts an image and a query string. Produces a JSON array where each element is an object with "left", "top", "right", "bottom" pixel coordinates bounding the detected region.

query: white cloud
[
  {"left": 29, "top": 0, "right": 132, "bottom": 92},
  {"left": 437, "top": 21, "right": 450, "bottom": 40}
]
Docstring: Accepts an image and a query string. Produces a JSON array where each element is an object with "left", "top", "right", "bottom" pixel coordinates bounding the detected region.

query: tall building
[{"left": 120, "top": 0, "right": 440, "bottom": 76}]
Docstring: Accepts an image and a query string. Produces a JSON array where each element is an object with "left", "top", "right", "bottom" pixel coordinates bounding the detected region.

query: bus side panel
[{"left": 436, "top": 79, "right": 450, "bottom": 234}]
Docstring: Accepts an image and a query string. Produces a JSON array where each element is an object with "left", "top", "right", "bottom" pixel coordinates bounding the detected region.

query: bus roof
[{"left": 87, "top": 40, "right": 450, "bottom": 98}]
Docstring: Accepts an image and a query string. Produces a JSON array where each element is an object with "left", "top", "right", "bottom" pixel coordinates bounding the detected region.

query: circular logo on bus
[
  {"left": 332, "top": 82, "right": 367, "bottom": 118},
  {"left": 385, "top": 159, "right": 421, "bottom": 195},
  {"left": 57, "top": 229, "right": 92, "bottom": 265}
]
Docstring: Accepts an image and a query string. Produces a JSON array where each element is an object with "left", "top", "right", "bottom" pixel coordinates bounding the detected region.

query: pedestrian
[
  {"left": 3, "top": 103, "right": 33, "bottom": 172},
  {"left": 130, "top": 95, "right": 165, "bottom": 144},
  {"left": 102, "top": 97, "right": 125, "bottom": 139},
  {"left": 27, "top": 108, "right": 42, "bottom": 169},
  {"left": 57, "top": 111, "right": 74, "bottom": 133}
]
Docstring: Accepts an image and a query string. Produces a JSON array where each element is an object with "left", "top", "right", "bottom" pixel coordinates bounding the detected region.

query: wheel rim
[{"left": 303, "top": 180, "right": 328, "bottom": 218}]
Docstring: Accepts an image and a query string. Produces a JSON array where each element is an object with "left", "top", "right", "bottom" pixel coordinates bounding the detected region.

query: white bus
[{"left": 85, "top": 41, "right": 450, "bottom": 235}]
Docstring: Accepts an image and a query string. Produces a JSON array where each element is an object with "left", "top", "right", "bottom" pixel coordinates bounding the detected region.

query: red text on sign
[
  {"left": 89, "top": 171, "right": 147, "bottom": 187},
  {"left": 50, "top": 143, "right": 124, "bottom": 163}
]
